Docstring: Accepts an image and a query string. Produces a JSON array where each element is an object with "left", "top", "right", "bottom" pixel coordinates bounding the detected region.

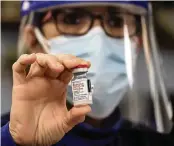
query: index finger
[
  {"left": 12, "top": 53, "right": 36, "bottom": 85},
  {"left": 56, "top": 54, "right": 91, "bottom": 70},
  {"left": 13, "top": 53, "right": 36, "bottom": 74}
]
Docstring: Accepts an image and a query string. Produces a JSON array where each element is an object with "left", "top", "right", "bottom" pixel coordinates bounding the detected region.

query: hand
[{"left": 10, "top": 53, "right": 91, "bottom": 146}]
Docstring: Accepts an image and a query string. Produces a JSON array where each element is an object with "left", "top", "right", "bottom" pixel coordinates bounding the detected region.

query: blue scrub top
[{"left": 1, "top": 112, "right": 174, "bottom": 146}]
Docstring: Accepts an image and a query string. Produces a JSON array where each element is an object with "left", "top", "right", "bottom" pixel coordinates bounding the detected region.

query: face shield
[
  {"left": 18, "top": 3, "right": 173, "bottom": 133},
  {"left": 118, "top": 4, "right": 173, "bottom": 133}
]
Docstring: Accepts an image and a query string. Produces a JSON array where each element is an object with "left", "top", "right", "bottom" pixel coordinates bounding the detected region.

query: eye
[
  {"left": 57, "top": 9, "right": 91, "bottom": 35},
  {"left": 63, "top": 12, "right": 84, "bottom": 25},
  {"left": 107, "top": 15, "right": 124, "bottom": 28}
]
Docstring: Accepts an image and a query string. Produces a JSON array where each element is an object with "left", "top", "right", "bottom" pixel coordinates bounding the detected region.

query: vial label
[{"left": 72, "top": 78, "right": 89, "bottom": 102}]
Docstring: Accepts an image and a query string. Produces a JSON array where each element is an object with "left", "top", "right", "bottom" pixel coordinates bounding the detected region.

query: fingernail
[{"left": 82, "top": 61, "right": 90, "bottom": 67}]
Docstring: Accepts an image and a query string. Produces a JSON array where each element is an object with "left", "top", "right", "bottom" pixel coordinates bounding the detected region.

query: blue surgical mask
[{"left": 48, "top": 27, "right": 136, "bottom": 119}]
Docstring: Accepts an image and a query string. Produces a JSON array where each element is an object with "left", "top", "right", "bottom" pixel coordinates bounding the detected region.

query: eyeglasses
[{"left": 38, "top": 8, "right": 139, "bottom": 38}]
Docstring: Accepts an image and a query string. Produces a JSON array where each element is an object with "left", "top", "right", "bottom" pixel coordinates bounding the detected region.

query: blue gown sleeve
[{"left": 1, "top": 122, "right": 16, "bottom": 146}]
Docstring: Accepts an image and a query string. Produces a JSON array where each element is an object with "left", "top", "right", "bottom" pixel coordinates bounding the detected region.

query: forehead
[{"left": 42, "top": 5, "right": 126, "bottom": 14}]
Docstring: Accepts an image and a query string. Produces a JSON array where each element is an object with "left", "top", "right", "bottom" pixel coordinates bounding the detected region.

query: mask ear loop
[
  {"left": 141, "top": 11, "right": 164, "bottom": 133},
  {"left": 17, "top": 12, "right": 34, "bottom": 56},
  {"left": 18, "top": 12, "right": 50, "bottom": 56},
  {"left": 34, "top": 27, "right": 50, "bottom": 54}
]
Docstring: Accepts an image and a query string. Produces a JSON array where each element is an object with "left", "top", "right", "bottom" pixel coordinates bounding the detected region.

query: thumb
[{"left": 63, "top": 105, "right": 91, "bottom": 133}]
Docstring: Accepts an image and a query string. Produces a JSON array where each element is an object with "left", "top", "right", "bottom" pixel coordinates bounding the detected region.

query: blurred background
[{"left": 1, "top": 1, "right": 174, "bottom": 114}]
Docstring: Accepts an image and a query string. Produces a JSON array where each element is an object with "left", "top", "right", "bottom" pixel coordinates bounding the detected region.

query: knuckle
[
  {"left": 21, "top": 53, "right": 28, "bottom": 57},
  {"left": 36, "top": 53, "right": 45, "bottom": 61},
  {"left": 48, "top": 54, "right": 57, "bottom": 61},
  {"left": 57, "top": 53, "right": 76, "bottom": 59},
  {"left": 36, "top": 53, "right": 49, "bottom": 67},
  {"left": 19, "top": 54, "right": 28, "bottom": 60},
  {"left": 35, "top": 52, "right": 44, "bottom": 57},
  {"left": 55, "top": 54, "right": 65, "bottom": 59}
]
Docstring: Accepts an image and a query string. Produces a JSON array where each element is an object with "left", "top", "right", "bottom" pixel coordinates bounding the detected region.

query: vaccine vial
[{"left": 71, "top": 65, "right": 93, "bottom": 106}]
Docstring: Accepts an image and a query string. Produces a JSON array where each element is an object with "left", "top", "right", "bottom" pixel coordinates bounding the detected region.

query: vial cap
[{"left": 72, "top": 65, "right": 88, "bottom": 73}]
